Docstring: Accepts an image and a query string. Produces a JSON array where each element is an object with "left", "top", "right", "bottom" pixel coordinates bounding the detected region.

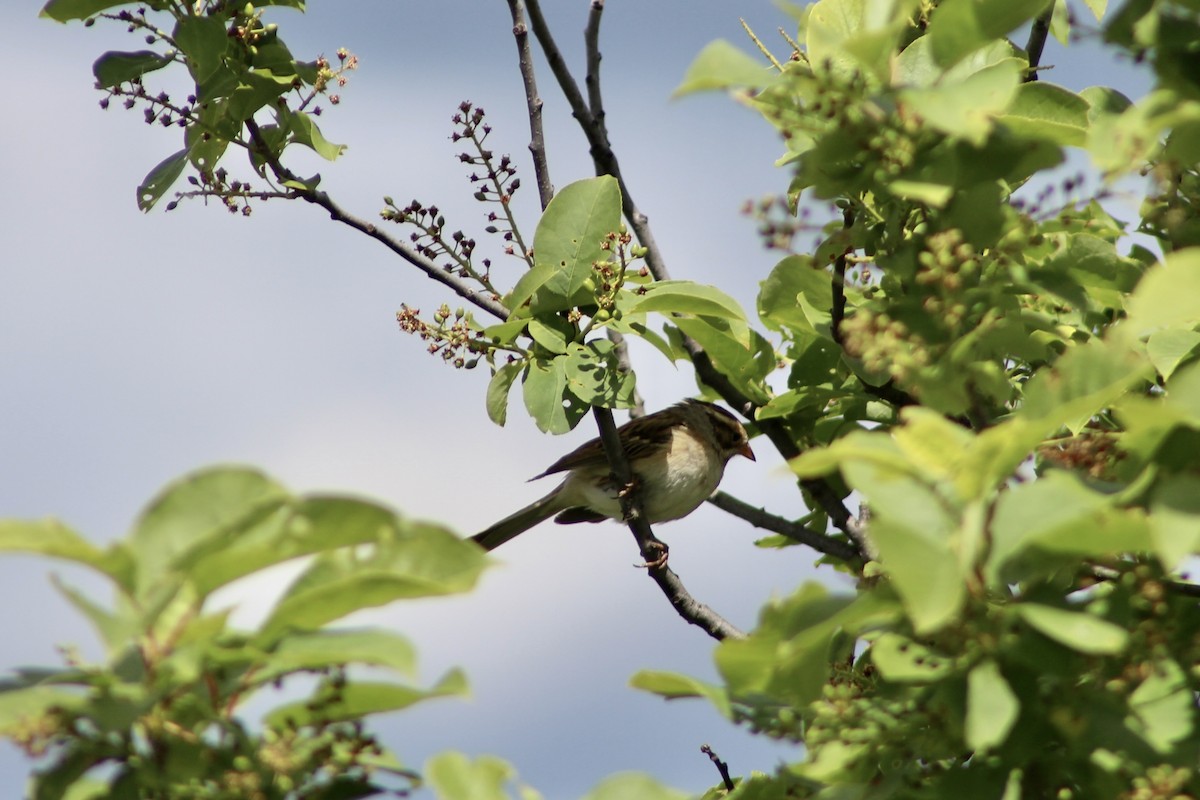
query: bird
[{"left": 471, "top": 399, "right": 755, "bottom": 552}]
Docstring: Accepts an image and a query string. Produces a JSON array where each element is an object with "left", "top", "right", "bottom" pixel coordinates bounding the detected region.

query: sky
[{"left": 0, "top": 1, "right": 1152, "bottom": 798}]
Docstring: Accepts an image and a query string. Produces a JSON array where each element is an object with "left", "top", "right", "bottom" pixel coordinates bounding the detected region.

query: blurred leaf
[
  {"left": 254, "top": 628, "right": 419, "bottom": 684},
  {"left": 900, "top": 59, "right": 1023, "bottom": 145},
  {"left": 181, "top": 495, "right": 406, "bottom": 597},
  {"left": 806, "top": 0, "right": 920, "bottom": 81},
  {"left": 628, "top": 671, "right": 732, "bottom": 718},
  {"left": 51, "top": 575, "right": 138, "bottom": 655},
  {"left": 870, "top": 516, "right": 965, "bottom": 633},
  {"left": 674, "top": 40, "right": 775, "bottom": 97},
  {"left": 426, "top": 752, "right": 517, "bottom": 800},
  {"left": 265, "top": 669, "right": 468, "bottom": 727},
  {"left": 1146, "top": 329, "right": 1200, "bottom": 380},
  {"left": 870, "top": 633, "right": 954, "bottom": 682},
  {"left": 131, "top": 466, "right": 288, "bottom": 598},
  {"left": 523, "top": 357, "right": 588, "bottom": 434},
  {"left": 966, "top": 660, "right": 1019, "bottom": 752},
  {"left": 927, "top": 0, "right": 1049, "bottom": 67},
  {"left": 581, "top": 773, "right": 690, "bottom": 800},
  {"left": 1123, "top": 248, "right": 1200, "bottom": 340},
  {"left": 92, "top": 50, "right": 171, "bottom": 88},
  {"left": 259, "top": 528, "right": 488, "bottom": 638},
  {"left": 1149, "top": 475, "right": 1200, "bottom": 569},
  {"left": 136, "top": 148, "right": 188, "bottom": 212},
  {"left": 628, "top": 281, "right": 748, "bottom": 322},
  {"left": 1020, "top": 338, "right": 1152, "bottom": 434},
  {"left": 999, "top": 81, "right": 1090, "bottom": 146},
  {"left": 1015, "top": 604, "right": 1128, "bottom": 654},
  {"left": 1127, "top": 660, "right": 1193, "bottom": 753},
  {"left": 486, "top": 362, "right": 522, "bottom": 426},
  {"left": 0, "top": 686, "right": 85, "bottom": 735},
  {"left": 0, "top": 518, "right": 134, "bottom": 591}
]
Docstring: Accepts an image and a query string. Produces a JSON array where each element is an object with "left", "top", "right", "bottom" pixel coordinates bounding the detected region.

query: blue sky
[{"left": 0, "top": 1, "right": 1151, "bottom": 797}]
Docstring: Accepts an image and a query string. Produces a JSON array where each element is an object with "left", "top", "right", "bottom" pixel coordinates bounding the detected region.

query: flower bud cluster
[{"left": 396, "top": 303, "right": 485, "bottom": 369}]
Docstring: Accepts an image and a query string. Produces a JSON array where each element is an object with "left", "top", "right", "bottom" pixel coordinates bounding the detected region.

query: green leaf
[
  {"left": 1020, "top": 337, "right": 1151, "bottom": 434},
  {"left": 1146, "top": 329, "right": 1200, "bottom": 380},
  {"left": 51, "top": 575, "right": 138, "bottom": 655},
  {"left": 486, "top": 362, "right": 522, "bottom": 426},
  {"left": 966, "top": 660, "right": 1020, "bottom": 752},
  {"left": 136, "top": 148, "right": 189, "bottom": 212},
  {"left": 39, "top": 0, "right": 127, "bottom": 22},
  {"left": 806, "top": 0, "right": 919, "bottom": 81},
  {"left": 927, "top": 0, "right": 1050, "bottom": 67},
  {"left": 287, "top": 110, "right": 346, "bottom": 160},
  {"left": 1149, "top": 475, "right": 1200, "bottom": 570},
  {"left": 673, "top": 317, "right": 773, "bottom": 404},
  {"left": 899, "top": 58, "right": 1023, "bottom": 145},
  {"left": 0, "top": 518, "right": 133, "bottom": 591},
  {"left": 173, "top": 15, "right": 229, "bottom": 94},
  {"left": 673, "top": 40, "right": 775, "bottom": 97},
  {"left": 870, "top": 633, "right": 954, "bottom": 682},
  {"left": 988, "top": 471, "right": 1152, "bottom": 583},
  {"left": 628, "top": 671, "right": 731, "bottom": 718},
  {"left": 130, "top": 466, "right": 289, "bottom": 598},
  {"left": 581, "top": 774, "right": 689, "bottom": 800},
  {"left": 181, "top": 495, "right": 410, "bottom": 597},
  {"left": 527, "top": 317, "right": 573, "bottom": 354},
  {"left": 427, "top": 752, "right": 517, "bottom": 800},
  {"left": 870, "top": 516, "right": 966, "bottom": 633},
  {"left": 1127, "top": 660, "right": 1193, "bottom": 753},
  {"left": 758, "top": 254, "right": 832, "bottom": 335},
  {"left": 265, "top": 670, "right": 467, "bottom": 727},
  {"left": 522, "top": 357, "right": 588, "bottom": 434},
  {"left": 92, "top": 50, "right": 172, "bottom": 88},
  {"left": 259, "top": 529, "right": 488, "bottom": 638},
  {"left": 525, "top": 177, "right": 621, "bottom": 311},
  {"left": 1014, "top": 603, "right": 1129, "bottom": 654},
  {"left": 1000, "top": 81, "right": 1091, "bottom": 146},
  {"left": 1123, "top": 248, "right": 1200, "bottom": 341},
  {"left": 0, "top": 685, "right": 86, "bottom": 735},
  {"left": 562, "top": 340, "right": 636, "bottom": 408},
  {"left": 628, "top": 281, "right": 748, "bottom": 322}
]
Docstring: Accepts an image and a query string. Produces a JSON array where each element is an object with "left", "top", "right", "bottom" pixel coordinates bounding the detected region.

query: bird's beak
[{"left": 740, "top": 443, "right": 756, "bottom": 461}]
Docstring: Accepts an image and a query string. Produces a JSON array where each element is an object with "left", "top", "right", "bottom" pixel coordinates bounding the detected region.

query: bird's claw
[{"left": 635, "top": 539, "right": 669, "bottom": 570}]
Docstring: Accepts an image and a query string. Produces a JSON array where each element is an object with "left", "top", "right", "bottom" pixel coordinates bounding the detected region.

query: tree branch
[
  {"left": 592, "top": 407, "right": 745, "bottom": 641},
  {"left": 1025, "top": 3, "right": 1054, "bottom": 82},
  {"left": 707, "top": 491, "right": 863, "bottom": 564},
  {"left": 584, "top": 1, "right": 606, "bottom": 125},
  {"left": 521, "top": 1, "right": 862, "bottom": 547},
  {"left": 701, "top": 745, "right": 736, "bottom": 793},
  {"left": 505, "top": 0, "right": 554, "bottom": 209},
  {"left": 505, "top": 6, "right": 738, "bottom": 640},
  {"left": 244, "top": 120, "right": 509, "bottom": 321}
]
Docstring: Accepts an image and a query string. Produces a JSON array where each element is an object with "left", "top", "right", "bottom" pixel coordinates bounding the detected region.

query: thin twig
[
  {"left": 701, "top": 745, "right": 736, "bottom": 793},
  {"left": 593, "top": 407, "right": 746, "bottom": 640},
  {"left": 1025, "top": 3, "right": 1054, "bottom": 82},
  {"left": 740, "top": 18, "right": 784, "bottom": 72},
  {"left": 707, "top": 491, "right": 862, "bottom": 564},
  {"left": 244, "top": 120, "right": 509, "bottom": 321},
  {"left": 505, "top": 0, "right": 554, "bottom": 208}
]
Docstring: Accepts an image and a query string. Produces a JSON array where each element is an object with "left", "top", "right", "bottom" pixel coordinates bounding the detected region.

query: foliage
[{"left": 19, "top": 0, "right": 1200, "bottom": 797}]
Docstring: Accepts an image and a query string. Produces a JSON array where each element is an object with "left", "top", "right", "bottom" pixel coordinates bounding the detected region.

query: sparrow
[{"left": 471, "top": 399, "right": 755, "bottom": 551}]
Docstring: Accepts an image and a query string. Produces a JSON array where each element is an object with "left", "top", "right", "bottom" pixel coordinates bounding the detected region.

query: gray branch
[{"left": 707, "top": 491, "right": 863, "bottom": 564}]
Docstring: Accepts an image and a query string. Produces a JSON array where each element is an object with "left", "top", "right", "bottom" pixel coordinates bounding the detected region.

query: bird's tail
[{"left": 470, "top": 485, "right": 564, "bottom": 551}]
